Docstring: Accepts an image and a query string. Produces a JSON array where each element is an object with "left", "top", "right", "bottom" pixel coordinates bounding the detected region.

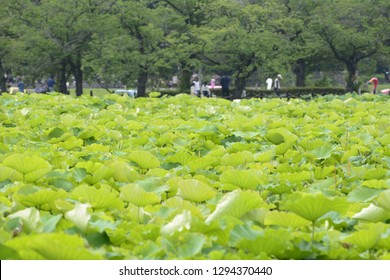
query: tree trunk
[
  {"left": 293, "top": 59, "right": 306, "bottom": 87},
  {"left": 233, "top": 76, "right": 246, "bottom": 100},
  {"left": 136, "top": 66, "right": 148, "bottom": 97},
  {"left": 179, "top": 66, "right": 192, "bottom": 94},
  {"left": 70, "top": 54, "right": 83, "bottom": 96},
  {"left": 58, "top": 59, "right": 68, "bottom": 94},
  {"left": 345, "top": 61, "right": 358, "bottom": 93},
  {"left": 0, "top": 61, "right": 7, "bottom": 93}
]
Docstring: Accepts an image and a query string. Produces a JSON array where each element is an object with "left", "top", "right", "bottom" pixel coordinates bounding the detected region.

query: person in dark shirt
[
  {"left": 220, "top": 75, "right": 230, "bottom": 98},
  {"left": 47, "top": 76, "right": 55, "bottom": 92}
]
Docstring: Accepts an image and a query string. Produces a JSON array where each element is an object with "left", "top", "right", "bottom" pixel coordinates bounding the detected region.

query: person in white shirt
[
  {"left": 193, "top": 77, "right": 201, "bottom": 97},
  {"left": 266, "top": 77, "right": 273, "bottom": 90}
]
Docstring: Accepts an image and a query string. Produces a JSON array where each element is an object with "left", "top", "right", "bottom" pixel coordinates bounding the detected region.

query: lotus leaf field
[{"left": 0, "top": 92, "right": 389, "bottom": 260}]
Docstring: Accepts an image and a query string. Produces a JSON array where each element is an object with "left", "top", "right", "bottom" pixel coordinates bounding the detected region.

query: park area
[{"left": 0, "top": 91, "right": 389, "bottom": 260}]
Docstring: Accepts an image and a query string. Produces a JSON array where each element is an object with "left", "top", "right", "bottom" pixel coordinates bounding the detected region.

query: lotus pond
[{"left": 0, "top": 92, "right": 389, "bottom": 260}]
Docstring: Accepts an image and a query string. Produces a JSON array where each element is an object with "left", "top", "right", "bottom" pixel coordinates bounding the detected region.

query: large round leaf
[
  {"left": 177, "top": 179, "right": 217, "bottom": 203},
  {"left": 2, "top": 154, "right": 52, "bottom": 183},
  {"left": 71, "top": 185, "right": 124, "bottom": 210},
  {"left": 128, "top": 150, "right": 160, "bottom": 169},
  {"left": 220, "top": 169, "right": 262, "bottom": 189},
  {"left": 280, "top": 192, "right": 348, "bottom": 222},
  {"left": 374, "top": 189, "right": 390, "bottom": 212},
  {"left": 264, "top": 211, "right": 311, "bottom": 228},
  {"left": 120, "top": 183, "right": 161, "bottom": 207},
  {"left": 206, "top": 190, "right": 263, "bottom": 223}
]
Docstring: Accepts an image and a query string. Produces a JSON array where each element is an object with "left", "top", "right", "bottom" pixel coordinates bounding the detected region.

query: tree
[
  {"left": 7, "top": 0, "right": 109, "bottom": 95},
  {"left": 311, "top": 0, "right": 387, "bottom": 92}
]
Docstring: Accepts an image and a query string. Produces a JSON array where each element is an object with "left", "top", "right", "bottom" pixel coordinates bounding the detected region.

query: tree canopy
[{"left": 1, "top": 0, "right": 389, "bottom": 96}]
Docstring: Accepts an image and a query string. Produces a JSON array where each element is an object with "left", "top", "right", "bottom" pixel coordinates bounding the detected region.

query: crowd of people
[{"left": 4, "top": 75, "right": 55, "bottom": 94}]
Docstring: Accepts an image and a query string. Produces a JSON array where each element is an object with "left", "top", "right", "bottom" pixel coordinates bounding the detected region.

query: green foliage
[{"left": 0, "top": 92, "right": 389, "bottom": 260}]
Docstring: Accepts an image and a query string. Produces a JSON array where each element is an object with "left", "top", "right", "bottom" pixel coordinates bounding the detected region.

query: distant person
[
  {"left": 210, "top": 78, "right": 215, "bottom": 89},
  {"left": 47, "top": 76, "right": 55, "bottom": 92},
  {"left": 220, "top": 75, "right": 230, "bottom": 98},
  {"left": 193, "top": 77, "right": 201, "bottom": 97},
  {"left": 17, "top": 79, "right": 25, "bottom": 93},
  {"left": 266, "top": 77, "right": 273, "bottom": 90},
  {"left": 368, "top": 77, "right": 378, "bottom": 94},
  {"left": 190, "top": 82, "right": 195, "bottom": 96},
  {"left": 34, "top": 82, "right": 47, "bottom": 94},
  {"left": 274, "top": 74, "right": 282, "bottom": 97},
  {"left": 172, "top": 75, "right": 178, "bottom": 87},
  {"left": 201, "top": 82, "right": 211, "bottom": 98},
  {"left": 384, "top": 68, "right": 389, "bottom": 82}
]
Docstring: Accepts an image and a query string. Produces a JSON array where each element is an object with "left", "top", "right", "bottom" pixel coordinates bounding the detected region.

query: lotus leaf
[
  {"left": 264, "top": 210, "right": 312, "bottom": 228},
  {"left": 177, "top": 179, "right": 217, "bottom": 203},
  {"left": 17, "top": 188, "right": 67, "bottom": 207},
  {"left": 374, "top": 189, "right": 390, "bottom": 212},
  {"left": 343, "top": 223, "right": 387, "bottom": 251},
  {"left": 2, "top": 154, "right": 52, "bottom": 183},
  {"left": 128, "top": 150, "right": 160, "bottom": 169},
  {"left": 280, "top": 192, "right": 349, "bottom": 222},
  {"left": 220, "top": 151, "right": 254, "bottom": 166},
  {"left": 65, "top": 203, "right": 91, "bottom": 232},
  {"left": 206, "top": 190, "right": 263, "bottom": 223},
  {"left": 353, "top": 204, "right": 390, "bottom": 222},
  {"left": 4, "top": 233, "right": 102, "bottom": 260},
  {"left": 220, "top": 169, "right": 262, "bottom": 189},
  {"left": 71, "top": 185, "right": 123, "bottom": 210},
  {"left": 120, "top": 183, "right": 161, "bottom": 207}
]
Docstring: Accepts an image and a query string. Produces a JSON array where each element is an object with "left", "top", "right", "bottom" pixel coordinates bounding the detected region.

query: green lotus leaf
[
  {"left": 177, "top": 179, "right": 217, "bottom": 203},
  {"left": 237, "top": 228, "right": 294, "bottom": 258},
  {"left": 352, "top": 204, "right": 390, "bottom": 222},
  {"left": 47, "top": 127, "right": 65, "bottom": 139},
  {"left": 264, "top": 210, "right": 312, "bottom": 228},
  {"left": 75, "top": 161, "right": 113, "bottom": 185},
  {"left": 8, "top": 208, "right": 40, "bottom": 233},
  {"left": 362, "top": 179, "right": 389, "bottom": 189},
  {"left": 254, "top": 150, "right": 274, "bottom": 163},
  {"left": 206, "top": 190, "right": 264, "bottom": 223},
  {"left": 378, "top": 229, "right": 390, "bottom": 250},
  {"left": 266, "top": 131, "right": 285, "bottom": 145},
  {"left": 108, "top": 160, "right": 138, "bottom": 182},
  {"left": 374, "top": 189, "right": 390, "bottom": 212},
  {"left": 57, "top": 137, "right": 83, "bottom": 150},
  {"left": 65, "top": 203, "right": 91, "bottom": 232},
  {"left": 363, "top": 168, "right": 387, "bottom": 180},
  {"left": 266, "top": 128, "right": 298, "bottom": 145},
  {"left": 310, "top": 143, "right": 334, "bottom": 159},
  {"left": 220, "top": 151, "right": 254, "bottom": 166},
  {"left": 347, "top": 186, "right": 384, "bottom": 202},
  {"left": 188, "top": 156, "right": 217, "bottom": 172},
  {"left": 0, "top": 244, "right": 20, "bottom": 260},
  {"left": 71, "top": 185, "right": 124, "bottom": 210},
  {"left": 17, "top": 188, "right": 67, "bottom": 207},
  {"left": 4, "top": 233, "right": 102, "bottom": 260},
  {"left": 162, "top": 232, "right": 206, "bottom": 259},
  {"left": 161, "top": 210, "right": 192, "bottom": 235},
  {"left": 280, "top": 192, "right": 349, "bottom": 222},
  {"left": 120, "top": 183, "right": 161, "bottom": 207},
  {"left": 299, "top": 139, "right": 327, "bottom": 151},
  {"left": 0, "top": 166, "right": 19, "bottom": 181},
  {"left": 2, "top": 154, "right": 52, "bottom": 182},
  {"left": 128, "top": 150, "right": 160, "bottom": 169},
  {"left": 279, "top": 171, "right": 312, "bottom": 185},
  {"left": 220, "top": 169, "right": 262, "bottom": 189},
  {"left": 275, "top": 141, "right": 295, "bottom": 155},
  {"left": 343, "top": 223, "right": 387, "bottom": 251},
  {"left": 166, "top": 150, "right": 195, "bottom": 166}
]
